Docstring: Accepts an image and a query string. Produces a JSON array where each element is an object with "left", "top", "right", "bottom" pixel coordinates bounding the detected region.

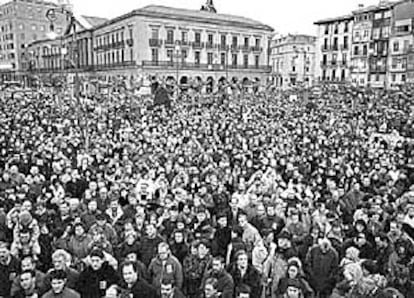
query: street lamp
[{"left": 174, "top": 44, "right": 181, "bottom": 96}]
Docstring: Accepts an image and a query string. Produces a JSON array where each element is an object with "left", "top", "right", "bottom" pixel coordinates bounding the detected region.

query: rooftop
[
  {"left": 314, "top": 14, "right": 353, "bottom": 25},
  {"left": 95, "top": 4, "right": 274, "bottom": 32}
]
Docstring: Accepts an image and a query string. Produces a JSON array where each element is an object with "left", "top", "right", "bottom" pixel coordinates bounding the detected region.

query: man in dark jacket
[
  {"left": 305, "top": 238, "right": 339, "bottom": 298},
  {"left": 0, "top": 241, "right": 20, "bottom": 298},
  {"left": 160, "top": 278, "right": 186, "bottom": 298},
  {"left": 227, "top": 250, "right": 262, "bottom": 298},
  {"left": 76, "top": 248, "right": 119, "bottom": 298},
  {"left": 139, "top": 223, "right": 165, "bottom": 267},
  {"left": 202, "top": 256, "right": 234, "bottom": 298},
  {"left": 120, "top": 261, "right": 157, "bottom": 298}
]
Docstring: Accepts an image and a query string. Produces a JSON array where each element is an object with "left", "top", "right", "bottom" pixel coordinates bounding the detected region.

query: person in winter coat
[
  {"left": 202, "top": 256, "right": 234, "bottom": 298},
  {"left": 305, "top": 238, "right": 338, "bottom": 298},
  {"left": 276, "top": 259, "right": 314, "bottom": 298},
  {"left": 44, "top": 250, "right": 79, "bottom": 291},
  {"left": 148, "top": 242, "right": 183, "bottom": 291},
  {"left": 119, "top": 261, "right": 157, "bottom": 298},
  {"left": 64, "top": 223, "right": 92, "bottom": 262},
  {"left": 139, "top": 223, "right": 165, "bottom": 267},
  {"left": 227, "top": 250, "right": 262, "bottom": 298},
  {"left": 160, "top": 278, "right": 187, "bottom": 298},
  {"left": 41, "top": 269, "right": 80, "bottom": 298},
  {"left": 76, "top": 248, "right": 120, "bottom": 298}
]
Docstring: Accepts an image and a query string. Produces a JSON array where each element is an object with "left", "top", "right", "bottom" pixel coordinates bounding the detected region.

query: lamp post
[{"left": 174, "top": 44, "right": 181, "bottom": 96}]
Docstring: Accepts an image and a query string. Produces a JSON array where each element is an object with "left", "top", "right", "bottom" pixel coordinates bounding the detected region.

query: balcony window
[
  {"left": 166, "top": 30, "right": 174, "bottom": 44},
  {"left": 243, "top": 54, "right": 248, "bottom": 67},
  {"left": 232, "top": 36, "right": 238, "bottom": 46},
  {"left": 208, "top": 34, "right": 213, "bottom": 45},
  {"left": 255, "top": 55, "right": 259, "bottom": 68},
  {"left": 182, "top": 31, "right": 188, "bottom": 43},
  {"left": 151, "top": 48, "right": 158, "bottom": 62},
  {"left": 220, "top": 53, "right": 226, "bottom": 65},
  {"left": 195, "top": 51, "right": 200, "bottom": 65},
  {"left": 244, "top": 37, "right": 249, "bottom": 47},
  {"left": 195, "top": 32, "right": 201, "bottom": 44},
  {"left": 255, "top": 38, "right": 260, "bottom": 47},
  {"left": 221, "top": 35, "right": 226, "bottom": 47},
  {"left": 208, "top": 52, "right": 214, "bottom": 65},
  {"left": 167, "top": 49, "right": 173, "bottom": 62},
  {"left": 232, "top": 53, "right": 237, "bottom": 66}
]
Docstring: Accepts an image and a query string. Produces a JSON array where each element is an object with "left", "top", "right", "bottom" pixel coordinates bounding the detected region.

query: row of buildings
[
  {"left": 8, "top": 0, "right": 414, "bottom": 91},
  {"left": 314, "top": 0, "right": 414, "bottom": 88},
  {"left": 0, "top": 0, "right": 278, "bottom": 90}
]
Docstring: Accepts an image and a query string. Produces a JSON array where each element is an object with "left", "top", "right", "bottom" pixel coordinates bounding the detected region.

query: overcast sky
[{"left": 59, "top": 0, "right": 384, "bottom": 35}]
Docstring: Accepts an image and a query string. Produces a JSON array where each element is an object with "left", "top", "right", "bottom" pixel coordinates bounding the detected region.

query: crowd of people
[{"left": 0, "top": 80, "right": 413, "bottom": 298}]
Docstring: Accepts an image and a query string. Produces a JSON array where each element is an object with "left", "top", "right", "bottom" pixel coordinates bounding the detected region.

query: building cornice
[{"left": 93, "top": 7, "right": 274, "bottom": 33}]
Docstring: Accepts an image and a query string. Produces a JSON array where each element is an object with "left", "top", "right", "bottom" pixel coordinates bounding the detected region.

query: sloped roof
[
  {"left": 95, "top": 4, "right": 274, "bottom": 32},
  {"left": 82, "top": 16, "right": 108, "bottom": 27},
  {"left": 314, "top": 14, "right": 353, "bottom": 25}
]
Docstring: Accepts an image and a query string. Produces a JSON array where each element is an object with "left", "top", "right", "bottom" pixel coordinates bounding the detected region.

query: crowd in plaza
[{"left": 0, "top": 79, "right": 413, "bottom": 298}]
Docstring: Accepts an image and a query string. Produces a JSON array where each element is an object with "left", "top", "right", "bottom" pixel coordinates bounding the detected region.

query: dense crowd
[{"left": 0, "top": 80, "right": 413, "bottom": 298}]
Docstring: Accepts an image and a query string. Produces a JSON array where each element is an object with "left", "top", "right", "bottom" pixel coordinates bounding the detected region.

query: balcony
[
  {"left": 331, "top": 44, "right": 339, "bottom": 51},
  {"left": 164, "top": 39, "right": 175, "bottom": 47},
  {"left": 218, "top": 44, "right": 229, "bottom": 51},
  {"left": 126, "top": 39, "right": 134, "bottom": 47},
  {"left": 180, "top": 40, "right": 191, "bottom": 47},
  {"left": 149, "top": 38, "right": 162, "bottom": 47},
  {"left": 321, "top": 45, "right": 329, "bottom": 52},
  {"left": 205, "top": 42, "right": 215, "bottom": 49},
  {"left": 231, "top": 44, "right": 239, "bottom": 51},
  {"left": 142, "top": 60, "right": 271, "bottom": 72},
  {"left": 251, "top": 46, "right": 263, "bottom": 52},
  {"left": 340, "top": 44, "right": 349, "bottom": 51},
  {"left": 239, "top": 45, "right": 250, "bottom": 52},
  {"left": 192, "top": 41, "right": 204, "bottom": 49},
  {"left": 94, "top": 61, "right": 137, "bottom": 70}
]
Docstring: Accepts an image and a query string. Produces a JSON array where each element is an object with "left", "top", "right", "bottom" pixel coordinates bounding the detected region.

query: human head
[
  {"left": 121, "top": 261, "right": 138, "bottom": 286},
  {"left": 235, "top": 250, "right": 248, "bottom": 270},
  {"left": 19, "top": 270, "right": 36, "bottom": 291},
  {"left": 211, "top": 256, "right": 225, "bottom": 275},
  {"left": 21, "top": 255, "right": 35, "bottom": 271},
  {"left": 49, "top": 269, "right": 67, "bottom": 294},
  {"left": 204, "top": 277, "right": 218, "bottom": 298},
  {"left": 0, "top": 241, "right": 11, "bottom": 264},
  {"left": 160, "top": 278, "right": 175, "bottom": 298},
  {"left": 52, "top": 249, "right": 71, "bottom": 270},
  {"left": 158, "top": 242, "right": 170, "bottom": 261},
  {"left": 89, "top": 248, "right": 105, "bottom": 271}
]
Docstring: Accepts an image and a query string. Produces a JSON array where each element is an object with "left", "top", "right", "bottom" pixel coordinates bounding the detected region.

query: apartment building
[
  {"left": 314, "top": 15, "right": 353, "bottom": 83},
  {"left": 270, "top": 34, "right": 316, "bottom": 89}
]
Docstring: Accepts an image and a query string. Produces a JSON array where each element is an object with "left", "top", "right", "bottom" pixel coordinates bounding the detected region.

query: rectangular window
[
  {"left": 255, "top": 38, "right": 260, "bottom": 47},
  {"left": 167, "top": 49, "right": 173, "bottom": 62},
  {"left": 232, "top": 36, "right": 238, "bottom": 46},
  {"left": 243, "top": 54, "right": 248, "bottom": 67},
  {"left": 232, "top": 53, "right": 237, "bottom": 66},
  {"left": 244, "top": 37, "right": 249, "bottom": 47},
  {"left": 195, "top": 32, "right": 201, "bottom": 43},
  {"left": 221, "top": 34, "right": 226, "bottom": 46},
  {"left": 220, "top": 53, "right": 226, "bottom": 65},
  {"left": 166, "top": 30, "right": 174, "bottom": 44},
  {"left": 208, "top": 52, "right": 214, "bottom": 65},
  {"left": 181, "top": 31, "right": 188, "bottom": 43},
  {"left": 393, "top": 42, "right": 399, "bottom": 52},
  {"left": 181, "top": 49, "right": 187, "bottom": 63},
  {"left": 195, "top": 51, "right": 200, "bottom": 65},
  {"left": 151, "top": 48, "right": 158, "bottom": 62},
  {"left": 255, "top": 55, "right": 259, "bottom": 67},
  {"left": 208, "top": 34, "right": 213, "bottom": 44}
]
